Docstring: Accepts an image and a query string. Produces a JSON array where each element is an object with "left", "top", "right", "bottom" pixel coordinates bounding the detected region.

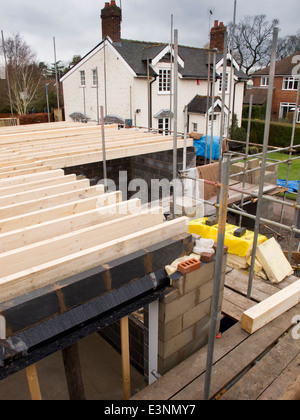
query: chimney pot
[
  {"left": 210, "top": 19, "right": 227, "bottom": 52},
  {"left": 101, "top": 1, "right": 122, "bottom": 43}
]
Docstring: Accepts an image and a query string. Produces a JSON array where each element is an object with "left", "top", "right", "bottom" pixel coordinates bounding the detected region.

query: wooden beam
[
  {"left": 0, "top": 209, "right": 164, "bottom": 276},
  {"left": 0, "top": 169, "right": 65, "bottom": 188},
  {"left": 0, "top": 186, "right": 101, "bottom": 219},
  {"left": 0, "top": 217, "right": 189, "bottom": 302},
  {"left": 35, "top": 138, "right": 193, "bottom": 170},
  {"left": 0, "top": 174, "right": 77, "bottom": 196},
  {"left": 0, "top": 179, "right": 90, "bottom": 207},
  {"left": 241, "top": 279, "right": 300, "bottom": 334},
  {"left": 62, "top": 343, "right": 86, "bottom": 401},
  {"left": 26, "top": 365, "right": 42, "bottom": 401},
  {"left": 0, "top": 188, "right": 108, "bottom": 234},
  {"left": 120, "top": 316, "right": 131, "bottom": 400},
  {"left": 0, "top": 196, "right": 140, "bottom": 252},
  {"left": 0, "top": 166, "right": 52, "bottom": 179}
]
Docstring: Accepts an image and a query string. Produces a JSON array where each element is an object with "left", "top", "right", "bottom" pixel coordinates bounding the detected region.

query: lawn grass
[
  {"left": 267, "top": 152, "right": 300, "bottom": 200},
  {"left": 267, "top": 152, "right": 300, "bottom": 181}
]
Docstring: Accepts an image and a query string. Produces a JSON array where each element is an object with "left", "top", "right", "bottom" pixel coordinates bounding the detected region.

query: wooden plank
[
  {"left": 26, "top": 365, "right": 42, "bottom": 401},
  {"left": 0, "top": 186, "right": 101, "bottom": 219},
  {"left": 0, "top": 174, "right": 77, "bottom": 196},
  {"left": 222, "top": 287, "right": 256, "bottom": 322},
  {"left": 0, "top": 192, "right": 137, "bottom": 252},
  {"left": 220, "top": 326, "right": 300, "bottom": 400},
  {"left": 171, "top": 305, "right": 300, "bottom": 400},
  {"left": 131, "top": 322, "right": 249, "bottom": 400},
  {"left": 0, "top": 188, "right": 108, "bottom": 234},
  {"left": 225, "top": 268, "right": 280, "bottom": 302},
  {"left": 0, "top": 161, "right": 46, "bottom": 174},
  {"left": 0, "top": 209, "right": 164, "bottom": 277},
  {"left": 0, "top": 166, "right": 52, "bottom": 179},
  {"left": 0, "top": 217, "right": 188, "bottom": 303},
  {"left": 0, "top": 179, "right": 90, "bottom": 207},
  {"left": 30, "top": 138, "right": 192, "bottom": 170},
  {"left": 0, "top": 169, "right": 65, "bottom": 188},
  {"left": 121, "top": 317, "right": 131, "bottom": 400},
  {"left": 258, "top": 354, "right": 300, "bottom": 400},
  {"left": 241, "top": 279, "right": 300, "bottom": 334}
]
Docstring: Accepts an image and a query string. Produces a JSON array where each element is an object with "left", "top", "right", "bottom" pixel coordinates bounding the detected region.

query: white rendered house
[{"left": 61, "top": 2, "right": 248, "bottom": 136}]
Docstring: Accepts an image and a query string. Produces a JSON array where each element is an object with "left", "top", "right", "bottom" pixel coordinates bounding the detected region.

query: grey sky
[{"left": 1, "top": 0, "right": 299, "bottom": 65}]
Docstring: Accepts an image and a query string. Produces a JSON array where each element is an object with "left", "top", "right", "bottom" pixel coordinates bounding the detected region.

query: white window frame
[
  {"left": 158, "top": 69, "right": 171, "bottom": 93},
  {"left": 80, "top": 70, "right": 86, "bottom": 87},
  {"left": 260, "top": 76, "right": 269, "bottom": 87},
  {"left": 92, "top": 69, "right": 98, "bottom": 87},
  {"left": 282, "top": 76, "right": 299, "bottom": 91},
  {"left": 218, "top": 72, "right": 229, "bottom": 93},
  {"left": 192, "top": 123, "right": 198, "bottom": 132},
  {"left": 158, "top": 117, "right": 170, "bottom": 135},
  {"left": 279, "top": 102, "right": 296, "bottom": 120}
]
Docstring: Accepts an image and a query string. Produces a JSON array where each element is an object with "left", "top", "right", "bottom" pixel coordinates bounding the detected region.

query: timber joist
[{"left": 0, "top": 122, "right": 190, "bottom": 313}]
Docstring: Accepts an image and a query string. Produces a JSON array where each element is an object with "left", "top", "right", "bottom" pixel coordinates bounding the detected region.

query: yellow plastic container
[{"left": 189, "top": 217, "right": 267, "bottom": 258}]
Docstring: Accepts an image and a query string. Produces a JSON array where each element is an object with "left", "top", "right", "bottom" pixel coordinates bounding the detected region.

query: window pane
[
  {"left": 80, "top": 71, "right": 85, "bottom": 86},
  {"left": 159, "top": 69, "right": 171, "bottom": 92}
]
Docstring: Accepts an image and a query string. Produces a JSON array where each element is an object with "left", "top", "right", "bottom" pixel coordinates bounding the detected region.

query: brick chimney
[
  {"left": 210, "top": 20, "right": 227, "bottom": 52},
  {"left": 101, "top": 1, "right": 122, "bottom": 43}
]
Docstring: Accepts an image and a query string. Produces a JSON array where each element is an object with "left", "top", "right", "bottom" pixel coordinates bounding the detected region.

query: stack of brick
[{"left": 157, "top": 257, "right": 227, "bottom": 375}]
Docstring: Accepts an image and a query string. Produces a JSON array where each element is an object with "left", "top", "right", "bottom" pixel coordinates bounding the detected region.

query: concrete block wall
[
  {"left": 157, "top": 257, "right": 227, "bottom": 375},
  {"left": 64, "top": 147, "right": 196, "bottom": 204},
  {"left": 231, "top": 158, "right": 278, "bottom": 185}
]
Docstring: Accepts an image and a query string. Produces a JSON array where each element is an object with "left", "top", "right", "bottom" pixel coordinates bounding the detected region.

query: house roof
[
  {"left": 252, "top": 51, "right": 300, "bottom": 77},
  {"left": 187, "top": 95, "right": 223, "bottom": 114},
  {"left": 61, "top": 38, "right": 249, "bottom": 82},
  {"left": 243, "top": 88, "right": 268, "bottom": 106}
]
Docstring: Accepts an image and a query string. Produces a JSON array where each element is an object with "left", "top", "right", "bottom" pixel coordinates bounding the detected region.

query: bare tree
[
  {"left": 229, "top": 15, "right": 279, "bottom": 75},
  {"left": 0, "top": 33, "right": 41, "bottom": 114},
  {"left": 277, "top": 30, "right": 300, "bottom": 60}
]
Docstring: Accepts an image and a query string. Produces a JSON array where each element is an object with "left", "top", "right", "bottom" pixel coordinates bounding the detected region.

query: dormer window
[
  {"left": 218, "top": 72, "right": 229, "bottom": 93},
  {"left": 159, "top": 69, "right": 171, "bottom": 93}
]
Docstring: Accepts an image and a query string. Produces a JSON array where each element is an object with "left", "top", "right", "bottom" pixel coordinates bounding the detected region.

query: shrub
[
  {"left": 241, "top": 119, "right": 300, "bottom": 148},
  {"left": 230, "top": 114, "right": 247, "bottom": 141}
]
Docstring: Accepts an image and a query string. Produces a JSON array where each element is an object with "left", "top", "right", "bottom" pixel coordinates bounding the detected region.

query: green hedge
[{"left": 241, "top": 119, "right": 300, "bottom": 148}]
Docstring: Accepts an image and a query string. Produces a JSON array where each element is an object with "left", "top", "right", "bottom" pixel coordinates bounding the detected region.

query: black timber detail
[
  {"left": 0, "top": 286, "right": 168, "bottom": 380},
  {"left": 0, "top": 233, "right": 193, "bottom": 337}
]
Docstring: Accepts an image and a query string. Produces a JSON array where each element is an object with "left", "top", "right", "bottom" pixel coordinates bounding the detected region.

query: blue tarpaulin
[
  {"left": 193, "top": 136, "right": 221, "bottom": 161},
  {"left": 277, "top": 179, "right": 299, "bottom": 193}
]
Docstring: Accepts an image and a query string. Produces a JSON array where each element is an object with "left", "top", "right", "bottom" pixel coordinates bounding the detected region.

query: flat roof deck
[
  {"left": 0, "top": 122, "right": 191, "bottom": 320},
  {"left": 0, "top": 122, "right": 193, "bottom": 173}
]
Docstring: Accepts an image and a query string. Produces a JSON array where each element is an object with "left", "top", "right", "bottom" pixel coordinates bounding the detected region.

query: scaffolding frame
[{"left": 178, "top": 26, "right": 300, "bottom": 400}]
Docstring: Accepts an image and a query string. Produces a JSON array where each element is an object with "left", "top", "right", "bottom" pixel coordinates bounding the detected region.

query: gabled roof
[
  {"left": 252, "top": 51, "right": 300, "bottom": 77},
  {"left": 61, "top": 38, "right": 249, "bottom": 82},
  {"left": 187, "top": 95, "right": 227, "bottom": 114}
]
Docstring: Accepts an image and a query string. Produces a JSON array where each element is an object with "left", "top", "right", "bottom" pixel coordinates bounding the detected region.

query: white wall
[
  {"left": 62, "top": 45, "right": 245, "bottom": 132},
  {"left": 62, "top": 43, "right": 135, "bottom": 123}
]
